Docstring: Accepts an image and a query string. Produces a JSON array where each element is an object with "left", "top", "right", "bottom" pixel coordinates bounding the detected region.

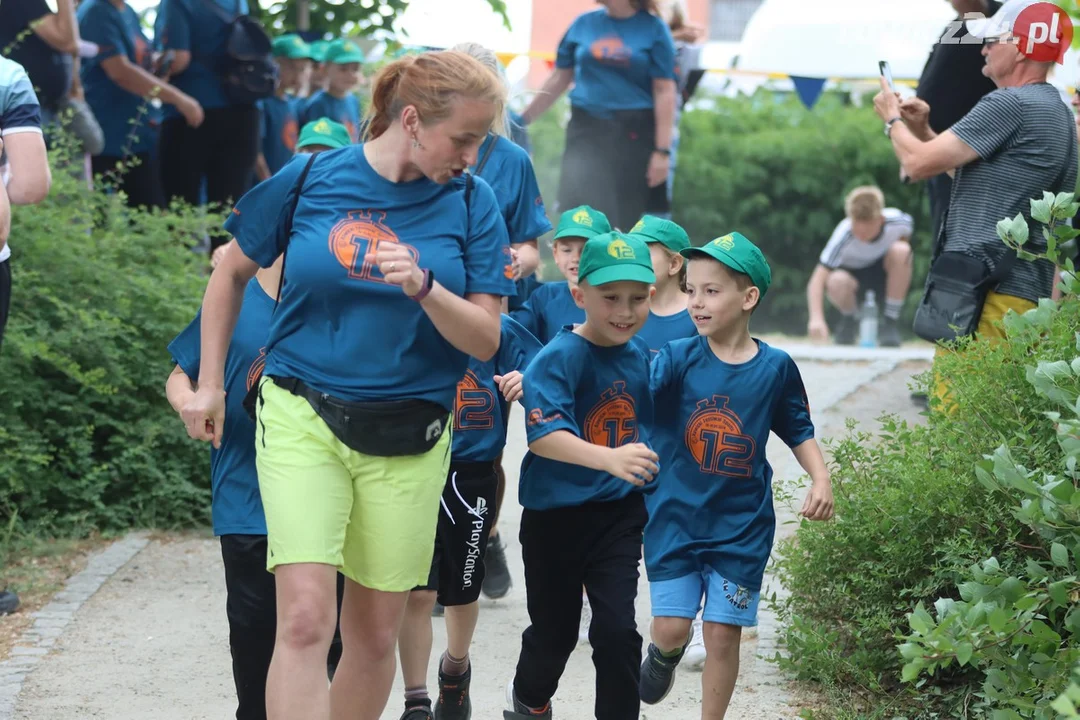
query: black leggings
[
  {"left": 159, "top": 104, "right": 261, "bottom": 250},
  {"left": 558, "top": 106, "right": 669, "bottom": 232},
  {"left": 91, "top": 151, "right": 165, "bottom": 210},
  {"left": 0, "top": 258, "right": 10, "bottom": 355}
]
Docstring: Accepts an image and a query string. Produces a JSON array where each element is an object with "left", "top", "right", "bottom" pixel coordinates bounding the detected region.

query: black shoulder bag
[
  {"left": 251, "top": 168, "right": 477, "bottom": 458},
  {"left": 197, "top": 0, "right": 277, "bottom": 105},
  {"left": 912, "top": 158, "right": 1070, "bottom": 344}
]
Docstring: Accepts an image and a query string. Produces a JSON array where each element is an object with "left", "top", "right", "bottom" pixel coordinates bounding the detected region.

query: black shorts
[
  {"left": 415, "top": 461, "right": 499, "bottom": 606},
  {"left": 843, "top": 262, "right": 887, "bottom": 302}
]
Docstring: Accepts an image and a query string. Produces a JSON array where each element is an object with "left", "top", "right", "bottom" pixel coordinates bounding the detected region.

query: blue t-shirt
[
  {"left": 258, "top": 94, "right": 299, "bottom": 175},
  {"left": 645, "top": 338, "right": 815, "bottom": 591},
  {"left": 638, "top": 309, "right": 696, "bottom": 355},
  {"left": 556, "top": 9, "right": 676, "bottom": 119},
  {"left": 519, "top": 329, "right": 655, "bottom": 511},
  {"left": 78, "top": 0, "right": 155, "bottom": 156},
  {"left": 156, "top": 0, "right": 250, "bottom": 114},
  {"left": 508, "top": 274, "right": 542, "bottom": 313},
  {"left": 507, "top": 110, "right": 531, "bottom": 154},
  {"left": 510, "top": 281, "right": 584, "bottom": 345},
  {"left": 225, "top": 148, "right": 516, "bottom": 409},
  {"left": 301, "top": 91, "right": 361, "bottom": 142},
  {"left": 472, "top": 134, "right": 551, "bottom": 247},
  {"left": 167, "top": 279, "right": 274, "bottom": 536},
  {"left": 452, "top": 315, "right": 542, "bottom": 463}
]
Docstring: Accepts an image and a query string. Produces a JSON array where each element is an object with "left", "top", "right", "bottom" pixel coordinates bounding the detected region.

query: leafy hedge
[
  {"left": 528, "top": 92, "right": 932, "bottom": 334},
  {"left": 0, "top": 138, "right": 215, "bottom": 534},
  {"left": 776, "top": 194, "right": 1080, "bottom": 718}
]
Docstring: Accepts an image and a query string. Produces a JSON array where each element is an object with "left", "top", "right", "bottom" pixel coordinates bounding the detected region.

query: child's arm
[
  {"left": 791, "top": 438, "right": 834, "bottom": 521},
  {"left": 254, "top": 153, "right": 271, "bottom": 182},
  {"left": 165, "top": 364, "right": 196, "bottom": 417},
  {"left": 530, "top": 431, "right": 659, "bottom": 487},
  {"left": 495, "top": 370, "right": 524, "bottom": 403}
]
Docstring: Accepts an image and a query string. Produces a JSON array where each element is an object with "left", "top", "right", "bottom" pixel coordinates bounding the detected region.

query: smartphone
[{"left": 878, "top": 60, "right": 896, "bottom": 93}]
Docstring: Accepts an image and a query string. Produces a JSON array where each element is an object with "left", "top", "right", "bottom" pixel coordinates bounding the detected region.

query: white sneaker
[
  {"left": 578, "top": 593, "right": 592, "bottom": 645},
  {"left": 683, "top": 618, "right": 707, "bottom": 670}
]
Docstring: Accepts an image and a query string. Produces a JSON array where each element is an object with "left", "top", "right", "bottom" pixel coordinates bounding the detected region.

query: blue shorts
[{"left": 649, "top": 569, "right": 760, "bottom": 627}]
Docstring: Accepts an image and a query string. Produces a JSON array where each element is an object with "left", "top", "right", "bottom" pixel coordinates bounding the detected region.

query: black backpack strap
[
  {"left": 276, "top": 152, "right": 319, "bottom": 305},
  {"left": 474, "top": 134, "right": 497, "bottom": 177},
  {"left": 463, "top": 172, "right": 474, "bottom": 246}
]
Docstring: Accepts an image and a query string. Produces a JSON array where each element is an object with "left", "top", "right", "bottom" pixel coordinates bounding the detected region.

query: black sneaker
[
  {"left": 436, "top": 660, "right": 471, "bottom": 720},
  {"left": 834, "top": 315, "right": 857, "bottom": 345},
  {"left": 401, "top": 702, "right": 435, "bottom": 720},
  {"left": 0, "top": 590, "right": 19, "bottom": 615},
  {"left": 880, "top": 316, "right": 902, "bottom": 347},
  {"left": 482, "top": 533, "right": 512, "bottom": 600},
  {"left": 432, "top": 601, "right": 445, "bottom": 617},
  {"left": 640, "top": 641, "right": 686, "bottom": 705},
  {"left": 503, "top": 681, "right": 552, "bottom": 719}
]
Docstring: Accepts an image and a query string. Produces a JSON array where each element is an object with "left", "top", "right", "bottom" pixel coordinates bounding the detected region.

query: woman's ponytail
[{"left": 362, "top": 56, "right": 416, "bottom": 141}]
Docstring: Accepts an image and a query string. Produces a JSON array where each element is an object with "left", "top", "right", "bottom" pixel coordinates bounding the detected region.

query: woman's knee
[
  {"left": 703, "top": 622, "right": 742, "bottom": 655},
  {"left": 651, "top": 616, "right": 693, "bottom": 652}
]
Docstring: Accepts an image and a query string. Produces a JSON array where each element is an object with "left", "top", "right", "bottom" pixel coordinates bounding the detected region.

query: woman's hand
[
  {"left": 647, "top": 151, "right": 670, "bottom": 188},
  {"left": 873, "top": 76, "right": 902, "bottom": 123},
  {"left": 368, "top": 241, "right": 425, "bottom": 296},
  {"left": 177, "top": 94, "right": 205, "bottom": 128},
  {"left": 181, "top": 386, "right": 226, "bottom": 448}
]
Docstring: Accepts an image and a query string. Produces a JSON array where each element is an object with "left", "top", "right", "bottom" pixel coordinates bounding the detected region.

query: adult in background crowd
[
  {"left": 0, "top": 55, "right": 51, "bottom": 617},
  {"left": 916, "top": 0, "right": 1002, "bottom": 248},
  {"left": 155, "top": 0, "right": 260, "bottom": 250},
  {"left": 0, "top": 0, "right": 79, "bottom": 127},
  {"left": 181, "top": 50, "right": 514, "bottom": 720},
  {"left": 875, "top": 0, "right": 1077, "bottom": 382},
  {"left": 657, "top": 0, "right": 704, "bottom": 217},
  {"left": 520, "top": 0, "right": 677, "bottom": 231},
  {"left": 806, "top": 186, "right": 914, "bottom": 347},
  {"left": 78, "top": 0, "right": 203, "bottom": 209}
]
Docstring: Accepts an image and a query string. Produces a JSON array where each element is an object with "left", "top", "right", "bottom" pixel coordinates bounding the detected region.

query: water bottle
[{"left": 859, "top": 291, "right": 879, "bottom": 348}]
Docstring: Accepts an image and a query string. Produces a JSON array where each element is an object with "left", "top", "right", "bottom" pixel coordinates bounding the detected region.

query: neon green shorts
[{"left": 255, "top": 378, "right": 451, "bottom": 592}]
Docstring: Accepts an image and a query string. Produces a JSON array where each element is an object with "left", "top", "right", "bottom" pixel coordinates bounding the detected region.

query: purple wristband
[{"left": 409, "top": 268, "right": 434, "bottom": 302}]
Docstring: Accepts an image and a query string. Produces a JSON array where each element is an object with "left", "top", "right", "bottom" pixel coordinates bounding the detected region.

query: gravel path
[{"left": 7, "top": 351, "right": 930, "bottom": 720}]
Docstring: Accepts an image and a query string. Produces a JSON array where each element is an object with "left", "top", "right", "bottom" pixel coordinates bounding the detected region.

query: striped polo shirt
[
  {"left": 819, "top": 208, "right": 914, "bottom": 271},
  {"left": 947, "top": 83, "right": 1078, "bottom": 303},
  {"left": 0, "top": 56, "right": 44, "bottom": 264}
]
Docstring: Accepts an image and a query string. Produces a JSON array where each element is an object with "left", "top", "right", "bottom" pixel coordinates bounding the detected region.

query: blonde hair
[
  {"left": 362, "top": 50, "right": 507, "bottom": 141},
  {"left": 844, "top": 186, "right": 885, "bottom": 222},
  {"left": 451, "top": 42, "right": 510, "bottom": 137}
]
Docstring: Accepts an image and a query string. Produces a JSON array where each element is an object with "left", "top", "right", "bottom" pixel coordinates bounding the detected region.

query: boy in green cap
[
  {"left": 628, "top": 214, "right": 696, "bottom": 354},
  {"left": 254, "top": 34, "right": 313, "bottom": 181},
  {"left": 300, "top": 38, "right": 364, "bottom": 142},
  {"left": 296, "top": 117, "right": 351, "bottom": 154},
  {"left": 510, "top": 205, "right": 611, "bottom": 345},
  {"left": 504, "top": 231, "right": 660, "bottom": 720},
  {"left": 307, "top": 39, "right": 330, "bottom": 97},
  {"left": 639, "top": 232, "right": 834, "bottom": 719}
]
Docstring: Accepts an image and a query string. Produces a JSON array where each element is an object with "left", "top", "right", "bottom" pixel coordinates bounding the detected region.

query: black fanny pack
[
  {"left": 912, "top": 250, "right": 1016, "bottom": 344},
  {"left": 260, "top": 376, "right": 449, "bottom": 458}
]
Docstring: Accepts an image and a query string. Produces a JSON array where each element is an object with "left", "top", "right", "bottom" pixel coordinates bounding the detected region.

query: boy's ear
[
  {"left": 744, "top": 286, "right": 761, "bottom": 312},
  {"left": 570, "top": 284, "right": 587, "bottom": 309}
]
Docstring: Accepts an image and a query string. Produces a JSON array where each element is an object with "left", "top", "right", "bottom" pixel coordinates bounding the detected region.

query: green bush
[
  {"left": 775, "top": 194, "right": 1080, "bottom": 717},
  {"left": 527, "top": 92, "right": 932, "bottom": 334},
  {"left": 0, "top": 138, "right": 216, "bottom": 534}
]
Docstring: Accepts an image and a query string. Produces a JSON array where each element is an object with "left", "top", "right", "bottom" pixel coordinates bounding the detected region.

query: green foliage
[
  {"left": 526, "top": 93, "right": 932, "bottom": 333},
  {"left": 253, "top": 0, "right": 510, "bottom": 39},
  {"left": 775, "top": 192, "right": 1080, "bottom": 717},
  {"left": 0, "top": 136, "right": 214, "bottom": 535}
]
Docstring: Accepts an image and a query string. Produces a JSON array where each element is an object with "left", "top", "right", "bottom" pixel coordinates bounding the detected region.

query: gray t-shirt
[{"left": 947, "top": 83, "right": 1078, "bottom": 303}]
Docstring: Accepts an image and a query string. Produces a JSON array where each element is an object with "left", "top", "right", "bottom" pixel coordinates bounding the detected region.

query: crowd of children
[{"left": 167, "top": 32, "right": 836, "bottom": 720}]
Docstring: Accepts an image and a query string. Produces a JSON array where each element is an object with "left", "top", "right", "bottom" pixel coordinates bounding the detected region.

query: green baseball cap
[
  {"left": 680, "top": 231, "right": 772, "bottom": 297},
  {"left": 272, "top": 34, "right": 312, "bottom": 60},
  {"left": 578, "top": 232, "right": 656, "bottom": 286},
  {"left": 325, "top": 38, "right": 365, "bottom": 65},
  {"left": 297, "top": 117, "right": 351, "bottom": 150},
  {"left": 628, "top": 215, "right": 690, "bottom": 253},
  {"left": 553, "top": 205, "right": 611, "bottom": 241},
  {"left": 309, "top": 39, "right": 330, "bottom": 63}
]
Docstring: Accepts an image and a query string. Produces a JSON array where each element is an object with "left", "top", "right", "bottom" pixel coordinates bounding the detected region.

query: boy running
[
  {"left": 510, "top": 205, "right": 610, "bottom": 344},
  {"left": 505, "top": 232, "right": 660, "bottom": 720},
  {"left": 640, "top": 232, "right": 834, "bottom": 718},
  {"left": 628, "top": 214, "right": 696, "bottom": 354}
]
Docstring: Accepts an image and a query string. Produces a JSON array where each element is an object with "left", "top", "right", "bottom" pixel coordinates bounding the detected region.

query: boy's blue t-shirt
[
  {"left": 508, "top": 274, "right": 542, "bottom": 313},
  {"left": 156, "top": 0, "right": 250, "bottom": 115},
  {"left": 300, "top": 91, "right": 361, "bottom": 142},
  {"left": 638, "top": 309, "right": 696, "bottom": 355},
  {"left": 472, "top": 134, "right": 551, "bottom": 247},
  {"left": 556, "top": 9, "right": 676, "bottom": 119},
  {"left": 645, "top": 337, "right": 815, "bottom": 591},
  {"left": 78, "top": 0, "right": 155, "bottom": 156},
  {"left": 225, "top": 148, "right": 516, "bottom": 410},
  {"left": 519, "top": 329, "right": 655, "bottom": 511},
  {"left": 258, "top": 94, "right": 299, "bottom": 175},
  {"left": 510, "top": 281, "right": 584, "bottom": 345},
  {"left": 452, "top": 315, "right": 543, "bottom": 463},
  {"left": 167, "top": 278, "right": 274, "bottom": 536}
]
